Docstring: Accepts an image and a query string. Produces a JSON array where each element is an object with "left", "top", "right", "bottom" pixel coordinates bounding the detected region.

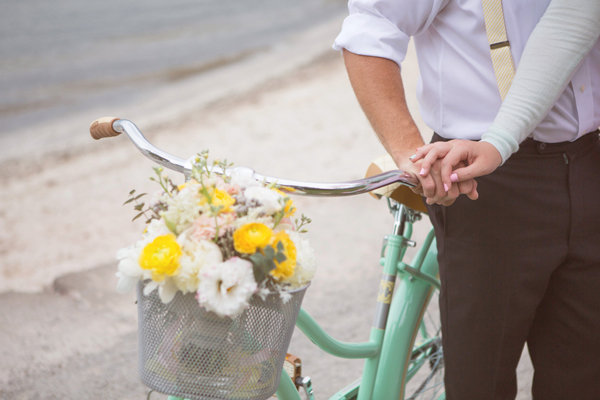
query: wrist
[{"left": 478, "top": 141, "right": 503, "bottom": 171}]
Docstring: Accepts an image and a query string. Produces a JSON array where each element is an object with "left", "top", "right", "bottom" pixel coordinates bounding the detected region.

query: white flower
[
  {"left": 116, "top": 244, "right": 143, "bottom": 293},
  {"left": 145, "top": 218, "right": 172, "bottom": 238},
  {"left": 174, "top": 234, "right": 223, "bottom": 294},
  {"left": 279, "top": 290, "right": 292, "bottom": 304},
  {"left": 197, "top": 257, "right": 257, "bottom": 318},
  {"left": 142, "top": 278, "right": 179, "bottom": 303},
  {"left": 161, "top": 183, "right": 203, "bottom": 234},
  {"left": 243, "top": 186, "right": 284, "bottom": 215},
  {"left": 229, "top": 167, "right": 260, "bottom": 188},
  {"left": 283, "top": 231, "right": 316, "bottom": 287}
]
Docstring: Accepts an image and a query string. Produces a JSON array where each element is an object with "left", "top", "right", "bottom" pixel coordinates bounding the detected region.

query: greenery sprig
[
  {"left": 124, "top": 190, "right": 164, "bottom": 224},
  {"left": 249, "top": 242, "right": 287, "bottom": 283}
]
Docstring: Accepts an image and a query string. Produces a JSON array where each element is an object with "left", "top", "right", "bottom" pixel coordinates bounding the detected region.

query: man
[{"left": 334, "top": 0, "right": 600, "bottom": 398}]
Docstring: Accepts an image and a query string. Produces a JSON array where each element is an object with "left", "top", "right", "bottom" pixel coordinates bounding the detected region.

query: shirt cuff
[{"left": 332, "top": 12, "right": 410, "bottom": 67}]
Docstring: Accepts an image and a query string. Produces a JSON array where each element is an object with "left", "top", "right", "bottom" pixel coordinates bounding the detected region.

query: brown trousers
[{"left": 427, "top": 131, "right": 600, "bottom": 400}]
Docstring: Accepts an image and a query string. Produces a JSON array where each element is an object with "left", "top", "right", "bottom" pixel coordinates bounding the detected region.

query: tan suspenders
[{"left": 481, "top": 0, "right": 516, "bottom": 100}]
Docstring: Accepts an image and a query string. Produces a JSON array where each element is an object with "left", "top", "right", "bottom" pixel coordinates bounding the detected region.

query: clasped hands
[{"left": 404, "top": 139, "right": 503, "bottom": 206}]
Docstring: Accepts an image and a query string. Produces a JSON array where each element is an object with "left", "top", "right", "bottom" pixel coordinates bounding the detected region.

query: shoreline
[
  {"left": 0, "top": 16, "right": 401, "bottom": 295},
  {"left": 0, "top": 17, "right": 346, "bottom": 170}
]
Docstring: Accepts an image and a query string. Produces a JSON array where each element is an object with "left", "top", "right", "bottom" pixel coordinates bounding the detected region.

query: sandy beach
[{"left": 0, "top": 15, "right": 533, "bottom": 399}]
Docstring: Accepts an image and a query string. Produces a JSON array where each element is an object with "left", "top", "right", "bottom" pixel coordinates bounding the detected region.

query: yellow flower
[
  {"left": 283, "top": 198, "right": 296, "bottom": 217},
  {"left": 212, "top": 188, "right": 235, "bottom": 212},
  {"left": 270, "top": 231, "right": 297, "bottom": 280},
  {"left": 233, "top": 223, "right": 273, "bottom": 254},
  {"left": 139, "top": 234, "right": 182, "bottom": 281},
  {"left": 273, "top": 188, "right": 296, "bottom": 217},
  {"left": 200, "top": 187, "right": 235, "bottom": 214},
  {"left": 177, "top": 178, "right": 198, "bottom": 191}
]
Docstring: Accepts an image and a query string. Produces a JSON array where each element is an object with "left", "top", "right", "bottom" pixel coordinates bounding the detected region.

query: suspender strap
[{"left": 481, "top": 0, "right": 516, "bottom": 100}]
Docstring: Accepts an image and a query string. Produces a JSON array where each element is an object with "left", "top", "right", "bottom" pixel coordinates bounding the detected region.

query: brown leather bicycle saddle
[{"left": 365, "top": 155, "right": 428, "bottom": 214}]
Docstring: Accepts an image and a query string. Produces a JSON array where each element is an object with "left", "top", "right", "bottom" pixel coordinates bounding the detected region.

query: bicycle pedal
[
  {"left": 296, "top": 376, "right": 315, "bottom": 399},
  {"left": 283, "top": 354, "right": 315, "bottom": 399},
  {"left": 283, "top": 353, "right": 303, "bottom": 389}
]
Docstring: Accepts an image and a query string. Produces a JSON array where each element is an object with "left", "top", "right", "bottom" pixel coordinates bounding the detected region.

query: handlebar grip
[{"left": 90, "top": 117, "right": 121, "bottom": 140}]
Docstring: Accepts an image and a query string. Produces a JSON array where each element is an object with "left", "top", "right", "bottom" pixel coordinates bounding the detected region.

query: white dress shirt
[{"left": 333, "top": 0, "right": 600, "bottom": 142}]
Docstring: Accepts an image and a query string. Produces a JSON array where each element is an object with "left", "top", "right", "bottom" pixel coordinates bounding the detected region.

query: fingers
[
  {"left": 422, "top": 159, "right": 459, "bottom": 205},
  {"left": 409, "top": 143, "right": 434, "bottom": 162},
  {"left": 457, "top": 178, "right": 479, "bottom": 200},
  {"left": 445, "top": 164, "right": 479, "bottom": 182},
  {"left": 410, "top": 142, "right": 453, "bottom": 177},
  {"left": 406, "top": 139, "right": 493, "bottom": 204},
  {"left": 442, "top": 141, "right": 503, "bottom": 183},
  {"left": 467, "top": 180, "right": 479, "bottom": 200},
  {"left": 436, "top": 141, "right": 480, "bottom": 188}
]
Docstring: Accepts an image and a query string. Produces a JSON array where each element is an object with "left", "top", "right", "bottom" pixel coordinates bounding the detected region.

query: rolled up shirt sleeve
[{"left": 333, "top": 0, "right": 448, "bottom": 67}]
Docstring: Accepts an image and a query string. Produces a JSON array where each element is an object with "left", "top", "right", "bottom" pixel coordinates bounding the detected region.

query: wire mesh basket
[{"left": 136, "top": 282, "right": 307, "bottom": 400}]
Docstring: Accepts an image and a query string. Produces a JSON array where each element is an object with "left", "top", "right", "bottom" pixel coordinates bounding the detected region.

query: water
[{"left": 0, "top": 0, "right": 346, "bottom": 135}]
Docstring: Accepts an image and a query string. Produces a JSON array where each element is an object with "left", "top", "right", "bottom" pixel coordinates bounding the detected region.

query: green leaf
[
  {"left": 249, "top": 252, "right": 275, "bottom": 283},
  {"left": 132, "top": 211, "right": 145, "bottom": 222},
  {"left": 275, "top": 252, "right": 287, "bottom": 263},
  {"left": 263, "top": 245, "right": 275, "bottom": 259},
  {"left": 276, "top": 241, "right": 284, "bottom": 252},
  {"left": 249, "top": 254, "right": 267, "bottom": 282}
]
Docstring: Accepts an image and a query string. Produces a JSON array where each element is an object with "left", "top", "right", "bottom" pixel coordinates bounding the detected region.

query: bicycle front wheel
[{"left": 404, "top": 288, "right": 444, "bottom": 400}]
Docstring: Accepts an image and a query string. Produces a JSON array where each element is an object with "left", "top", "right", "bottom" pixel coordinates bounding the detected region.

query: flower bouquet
[{"left": 116, "top": 152, "right": 315, "bottom": 399}]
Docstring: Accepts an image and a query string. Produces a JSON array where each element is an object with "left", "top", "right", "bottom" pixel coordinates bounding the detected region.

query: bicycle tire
[{"left": 403, "top": 287, "right": 444, "bottom": 400}]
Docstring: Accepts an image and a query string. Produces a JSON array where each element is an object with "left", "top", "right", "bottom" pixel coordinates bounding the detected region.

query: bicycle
[{"left": 90, "top": 117, "right": 445, "bottom": 400}]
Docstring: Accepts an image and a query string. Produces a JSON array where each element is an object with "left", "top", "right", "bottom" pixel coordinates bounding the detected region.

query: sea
[{"left": 0, "top": 0, "right": 347, "bottom": 137}]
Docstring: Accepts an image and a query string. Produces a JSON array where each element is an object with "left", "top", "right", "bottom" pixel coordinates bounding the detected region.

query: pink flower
[
  {"left": 191, "top": 214, "right": 235, "bottom": 241},
  {"left": 217, "top": 181, "right": 240, "bottom": 196},
  {"left": 192, "top": 216, "right": 217, "bottom": 240}
]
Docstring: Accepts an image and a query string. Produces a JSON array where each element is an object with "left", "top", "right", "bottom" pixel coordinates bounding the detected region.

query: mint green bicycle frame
[
  {"left": 275, "top": 203, "right": 442, "bottom": 400},
  {"left": 168, "top": 202, "right": 443, "bottom": 400}
]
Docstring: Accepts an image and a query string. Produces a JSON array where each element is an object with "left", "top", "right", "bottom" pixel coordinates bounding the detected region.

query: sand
[{"left": 0, "top": 17, "right": 532, "bottom": 399}]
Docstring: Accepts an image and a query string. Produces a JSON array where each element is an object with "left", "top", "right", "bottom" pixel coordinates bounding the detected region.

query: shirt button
[
  {"left": 580, "top": 85, "right": 586, "bottom": 93},
  {"left": 539, "top": 143, "right": 547, "bottom": 151}
]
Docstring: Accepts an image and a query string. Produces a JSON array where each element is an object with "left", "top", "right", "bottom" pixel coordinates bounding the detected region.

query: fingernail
[
  {"left": 444, "top": 183, "right": 449, "bottom": 192},
  {"left": 409, "top": 154, "right": 417, "bottom": 160},
  {"left": 419, "top": 168, "right": 426, "bottom": 176},
  {"left": 450, "top": 173, "right": 458, "bottom": 182}
]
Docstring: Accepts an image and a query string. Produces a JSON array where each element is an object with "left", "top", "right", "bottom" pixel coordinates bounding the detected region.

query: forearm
[
  {"left": 342, "top": 50, "right": 424, "bottom": 167},
  {"left": 482, "top": 0, "right": 600, "bottom": 162},
  {"left": 342, "top": 50, "right": 479, "bottom": 204}
]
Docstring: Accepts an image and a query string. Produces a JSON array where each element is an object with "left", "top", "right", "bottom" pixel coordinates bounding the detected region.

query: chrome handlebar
[{"left": 109, "top": 119, "right": 416, "bottom": 197}]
